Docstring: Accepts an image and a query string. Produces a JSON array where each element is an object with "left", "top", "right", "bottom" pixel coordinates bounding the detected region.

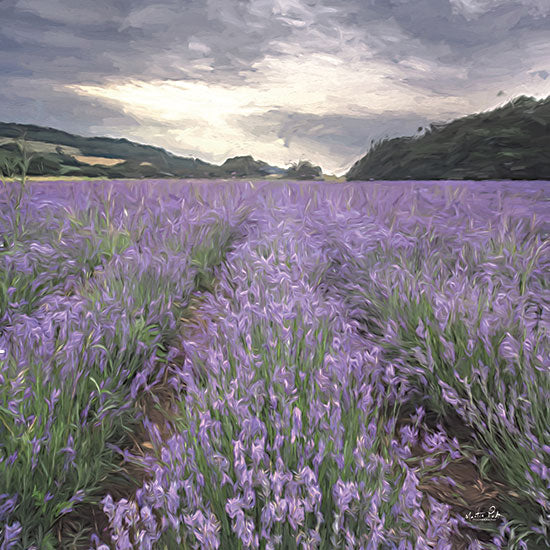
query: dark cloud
[
  {"left": 1, "top": 0, "right": 295, "bottom": 84},
  {"left": 3, "top": 0, "right": 548, "bottom": 84},
  {"left": 0, "top": 0, "right": 548, "bottom": 173}
]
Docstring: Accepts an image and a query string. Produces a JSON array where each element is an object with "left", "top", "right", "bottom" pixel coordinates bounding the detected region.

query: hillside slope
[
  {"left": 0, "top": 123, "right": 288, "bottom": 179},
  {"left": 346, "top": 95, "right": 550, "bottom": 181}
]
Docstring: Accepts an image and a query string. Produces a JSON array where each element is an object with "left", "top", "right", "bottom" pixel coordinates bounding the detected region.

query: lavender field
[{"left": 0, "top": 178, "right": 549, "bottom": 550}]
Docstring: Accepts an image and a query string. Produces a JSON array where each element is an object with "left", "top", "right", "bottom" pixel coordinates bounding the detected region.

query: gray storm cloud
[{"left": 1, "top": 0, "right": 549, "bottom": 174}]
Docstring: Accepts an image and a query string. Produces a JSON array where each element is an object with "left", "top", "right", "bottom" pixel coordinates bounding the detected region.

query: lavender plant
[
  {"left": 0, "top": 180, "right": 254, "bottom": 548},
  {"left": 0, "top": 178, "right": 548, "bottom": 549}
]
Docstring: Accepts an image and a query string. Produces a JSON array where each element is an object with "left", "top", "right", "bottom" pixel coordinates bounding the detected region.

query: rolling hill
[
  {"left": 0, "top": 123, "right": 296, "bottom": 179},
  {"left": 347, "top": 95, "right": 550, "bottom": 181}
]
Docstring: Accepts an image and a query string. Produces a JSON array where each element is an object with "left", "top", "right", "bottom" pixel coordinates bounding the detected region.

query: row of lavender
[
  {"left": 0, "top": 180, "right": 252, "bottom": 548},
  {"left": 1, "top": 179, "right": 549, "bottom": 549}
]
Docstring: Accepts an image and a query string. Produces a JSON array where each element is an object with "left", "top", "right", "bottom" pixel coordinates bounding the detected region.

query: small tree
[{"left": 286, "top": 160, "right": 323, "bottom": 180}]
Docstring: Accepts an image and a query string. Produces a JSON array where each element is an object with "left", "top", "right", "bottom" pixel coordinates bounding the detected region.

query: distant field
[
  {"left": 0, "top": 179, "right": 549, "bottom": 549},
  {"left": 73, "top": 155, "right": 126, "bottom": 166},
  {"left": 0, "top": 138, "right": 80, "bottom": 156},
  {"left": 0, "top": 138, "right": 125, "bottom": 168}
]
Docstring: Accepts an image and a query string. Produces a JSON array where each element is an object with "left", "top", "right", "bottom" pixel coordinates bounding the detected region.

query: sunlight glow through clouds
[
  {"left": 6, "top": 0, "right": 550, "bottom": 176},
  {"left": 67, "top": 52, "right": 475, "bottom": 173}
]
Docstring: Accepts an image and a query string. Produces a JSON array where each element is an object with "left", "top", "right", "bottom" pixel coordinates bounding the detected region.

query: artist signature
[{"left": 464, "top": 505, "right": 503, "bottom": 522}]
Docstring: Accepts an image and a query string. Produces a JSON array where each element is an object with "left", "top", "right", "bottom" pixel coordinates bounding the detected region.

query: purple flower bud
[
  {"left": 0, "top": 495, "right": 18, "bottom": 522},
  {"left": 286, "top": 496, "right": 305, "bottom": 531},
  {"left": 4, "top": 451, "right": 17, "bottom": 467},
  {"left": 332, "top": 479, "right": 359, "bottom": 514},
  {"left": 416, "top": 319, "right": 427, "bottom": 339},
  {"left": 291, "top": 407, "right": 302, "bottom": 444},
  {"left": 1, "top": 521, "right": 22, "bottom": 548}
]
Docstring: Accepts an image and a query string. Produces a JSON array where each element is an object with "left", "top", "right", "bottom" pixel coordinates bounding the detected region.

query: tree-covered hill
[{"left": 347, "top": 95, "right": 550, "bottom": 181}]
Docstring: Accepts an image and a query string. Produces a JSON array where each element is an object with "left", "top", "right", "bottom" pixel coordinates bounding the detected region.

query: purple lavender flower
[
  {"left": 286, "top": 495, "right": 305, "bottom": 531},
  {"left": 0, "top": 495, "right": 18, "bottom": 524},
  {"left": 0, "top": 521, "right": 22, "bottom": 549},
  {"left": 332, "top": 480, "right": 359, "bottom": 515},
  {"left": 59, "top": 433, "right": 77, "bottom": 470},
  {"left": 291, "top": 406, "right": 302, "bottom": 444}
]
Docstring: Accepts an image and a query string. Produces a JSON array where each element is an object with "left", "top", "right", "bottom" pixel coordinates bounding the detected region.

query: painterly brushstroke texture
[{"left": 0, "top": 179, "right": 548, "bottom": 549}]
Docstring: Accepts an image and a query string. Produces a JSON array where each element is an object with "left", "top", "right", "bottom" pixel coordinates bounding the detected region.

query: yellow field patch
[{"left": 73, "top": 155, "right": 125, "bottom": 166}]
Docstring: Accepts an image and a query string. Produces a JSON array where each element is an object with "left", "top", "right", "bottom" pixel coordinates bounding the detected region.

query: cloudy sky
[{"left": 1, "top": 0, "right": 549, "bottom": 175}]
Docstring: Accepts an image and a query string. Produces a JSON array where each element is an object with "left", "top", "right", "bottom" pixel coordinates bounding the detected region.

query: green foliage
[
  {"left": 0, "top": 124, "right": 292, "bottom": 179},
  {"left": 349, "top": 240, "right": 549, "bottom": 545},
  {"left": 285, "top": 161, "right": 323, "bottom": 180},
  {"left": 347, "top": 95, "right": 550, "bottom": 180},
  {"left": 0, "top": 348, "right": 137, "bottom": 548},
  {"left": 0, "top": 189, "right": 250, "bottom": 547}
]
